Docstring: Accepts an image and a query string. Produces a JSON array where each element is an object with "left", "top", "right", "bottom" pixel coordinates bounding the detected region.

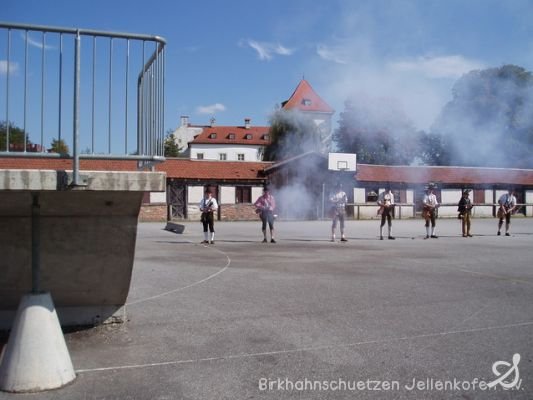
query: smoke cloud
[
  {"left": 266, "top": 110, "right": 331, "bottom": 220},
  {"left": 430, "top": 66, "right": 533, "bottom": 168}
]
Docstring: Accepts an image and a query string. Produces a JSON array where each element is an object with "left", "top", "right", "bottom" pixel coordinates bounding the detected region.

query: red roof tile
[
  {"left": 282, "top": 79, "right": 334, "bottom": 113},
  {"left": 2, "top": 157, "right": 531, "bottom": 185},
  {"left": 0, "top": 157, "right": 271, "bottom": 181},
  {"left": 190, "top": 126, "right": 271, "bottom": 145},
  {"left": 0, "top": 158, "right": 138, "bottom": 171},
  {"left": 158, "top": 159, "right": 271, "bottom": 180},
  {"left": 356, "top": 164, "right": 533, "bottom": 185}
]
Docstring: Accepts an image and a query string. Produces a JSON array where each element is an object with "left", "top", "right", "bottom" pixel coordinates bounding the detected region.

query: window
[
  {"left": 196, "top": 153, "right": 204, "bottom": 160},
  {"left": 302, "top": 98, "right": 312, "bottom": 106},
  {"left": 219, "top": 153, "right": 227, "bottom": 161},
  {"left": 228, "top": 133, "right": 235, "bottom": 140},
  {"left": 245, "top": 134, "right": 252, "bottom": 140},
  {"left": 235, "top": 186, "right": 252, "bottom": 203},
  {"left": 366, "top": 188, "right": 378, "bottom": 202},
  {"left": 237, "top": 154, "right": 245, "bottom": 161},
  {"left": 209, "top": 133, "right": 217, "bottom": 139},
  {"left": 262, "top": 134, "right": 270, "bottom": 141}
]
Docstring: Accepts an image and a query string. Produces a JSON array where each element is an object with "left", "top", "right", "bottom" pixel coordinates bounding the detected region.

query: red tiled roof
[
  {"left": 356, "top": 164, "right": 533, "bottom": 185},
  {"left": 190, "top": 126, "right": 271, "bottom": 145},
  {"left": 0, "top": 157, "right": 271, "bottom": 181},
  {"left": 158, "top": 159, "right": 271, "bottom": 180},
  {"left": 281, "top": 79, "right": 334, "bottom": 113},
  {"left": 0, "top": 158, "right": 138, "bottom": 171},
  {"left": 2, "top": 157, "right": 532, "bottom": 185}
]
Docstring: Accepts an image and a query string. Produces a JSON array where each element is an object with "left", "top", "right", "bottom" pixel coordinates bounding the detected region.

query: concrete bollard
[{"left": 0, "top": 292, "right": 76, "bottom": 392}]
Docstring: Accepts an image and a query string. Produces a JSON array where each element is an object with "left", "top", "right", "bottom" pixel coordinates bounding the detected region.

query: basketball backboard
[{"left": 328, "top": 153, "right": 356, "bottom": 172}]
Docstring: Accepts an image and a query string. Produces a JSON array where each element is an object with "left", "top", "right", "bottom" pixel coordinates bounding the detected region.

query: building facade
[
  {"left": 281, "top": 79, "right": 335, "bottom": 148},
  {"left": 1, "top": 156, "right": 533, "bottom": 222}
]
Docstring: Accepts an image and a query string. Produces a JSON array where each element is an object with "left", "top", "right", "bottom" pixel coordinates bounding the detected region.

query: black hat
[
  {"left": 463, "top": 189, "right": 471, "bottom": 195},
  {"left": 426, "top": 182, "right": 436, "bottom": 190}
]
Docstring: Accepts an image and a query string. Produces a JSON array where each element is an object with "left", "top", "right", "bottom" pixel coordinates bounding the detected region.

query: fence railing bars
[{"left": 0, "top": 22, "right": 166, "bottom": 182}]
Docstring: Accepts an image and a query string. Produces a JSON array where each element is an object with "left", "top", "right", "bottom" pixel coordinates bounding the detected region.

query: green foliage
[
  {"left": 164, "top": 132, "right": 180, "bottom": 157},
  {"left": 264, "top": 109, "right": 322, "bottom": 161},
  {"left": 49, "top": 138, "right": 70, "bottom": 154},
  {"left": 0, "top": 121, "right": 31, "bottom": 151},
  {"left": 416, "top": 131, "right": 452, "bottom": 166}
]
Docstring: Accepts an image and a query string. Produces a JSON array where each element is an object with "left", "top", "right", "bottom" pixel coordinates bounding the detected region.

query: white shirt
[
  {"left": 423, "top": 193, "right": 438, "bottom": 208},
  {"left": 378, "top": 191, "right": 395, "bottom": 207},
  {"left": 498, "top": 193, "right": 516, "bottom": 208},
  {"left": 199, "top": 196, "right": 218, "bottom": 212},
  {"left": 330, "top": 190, "right": 347, "bottom": 209}
]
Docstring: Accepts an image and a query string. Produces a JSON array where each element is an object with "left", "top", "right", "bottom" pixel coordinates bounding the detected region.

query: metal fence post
[{"left": 73, "top": 30, "right": 81, "bottom": 185}]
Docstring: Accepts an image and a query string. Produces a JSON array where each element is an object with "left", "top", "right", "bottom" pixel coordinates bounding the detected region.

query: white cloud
[
  {"left": 388, "top": 55, "right": 486, "bottom": 79},
  {"left": 316, "top": 44, "right": 348, "bottom": 65},
  {"left": 196, "top": 103, "right": 226, "bottom": 115},
  {"left": 0, "top": 60, "right": 18, "bottom": 75},
  {"left": 241, "top": 39, "right": 294, "bottom": 61}
]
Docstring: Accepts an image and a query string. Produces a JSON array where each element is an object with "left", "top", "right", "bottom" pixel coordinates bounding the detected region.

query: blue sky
[{"left": 3, "top": 0, "right": 533, "bottom": 136}]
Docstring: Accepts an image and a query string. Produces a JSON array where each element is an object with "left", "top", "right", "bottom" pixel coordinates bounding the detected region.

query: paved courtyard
[{"left": 1, "top": 217, "right": 532, "bottom": 399}]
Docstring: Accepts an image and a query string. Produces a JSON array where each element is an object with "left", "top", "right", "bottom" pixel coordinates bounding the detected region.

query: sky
[{"left": 3, "top": 0, "right": 533, "bottom": 139}]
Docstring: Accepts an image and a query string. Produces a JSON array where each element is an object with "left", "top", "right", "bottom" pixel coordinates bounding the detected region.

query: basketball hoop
[{"left": 328, "top": 153, "right": 356, "bottom": 172}]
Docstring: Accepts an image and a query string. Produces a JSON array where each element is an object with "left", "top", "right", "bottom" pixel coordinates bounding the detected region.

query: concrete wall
[
  {"left": 220, "top": 186, "right": 235, "bottom": 204},
  {"left": 187, "top": 186, "right": 205, "bottom": 220},
  {"left": 0, "top": 170, "right": 166, "bottom": 329},
  {"left": 439, "top": 189, "right": 462, "bottom": 217}
]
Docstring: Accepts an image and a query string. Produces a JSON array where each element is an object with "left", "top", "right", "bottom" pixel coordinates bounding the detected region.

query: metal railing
[{"left": 0, "top": 22, "right": 165, "bottom": 184}]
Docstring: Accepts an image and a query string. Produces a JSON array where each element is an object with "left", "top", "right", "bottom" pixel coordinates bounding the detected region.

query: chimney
[
  {"left": 244, "top": 118, "right": 251, "bottom": 129},
  {"left": 180, "top": 115, "right": 189, "bottom": 127},
  {"left": 210, "top": 117, "right": 216, "bottom": 127}
]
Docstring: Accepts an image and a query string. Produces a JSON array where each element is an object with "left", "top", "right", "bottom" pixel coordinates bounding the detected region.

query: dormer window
[
  {"left": 245, "top": 134, "right": 252, "bottom": 140},
  {"left": 302, "top": 98, "right": 312, "bottom": 106},
  {"left": 228, "top": 133, "right": 236, "bottom": 140},
  {"left": 262, "top": 134, "right": 270, "bottom": 141},
  {"left": 209, "top": 133, "right": 217, "bottom": 139}
]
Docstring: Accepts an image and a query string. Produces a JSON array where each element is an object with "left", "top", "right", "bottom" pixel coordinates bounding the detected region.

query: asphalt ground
[{"left": 1, "top": 217, "right": 532, "bottom": 400}]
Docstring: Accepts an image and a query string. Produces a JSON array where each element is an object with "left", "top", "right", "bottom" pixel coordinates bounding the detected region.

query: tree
[
  {"left": 164, "top": 132, "right": 180, "bottom": 157},
  {"left": 264, "top": 109, "right": 322, "bottom": 161},
  {"left": 431, "top": 64, "right": 533, "bottom": 168},
  {"left": 416, "top": 131, "right": 452, "bottom": 166},
  {"left": 49, "top": 138, "right": 70, "bottom": 154},
  {"left": 332, "top": 98, "right": 418, "bottom": 165},
  {"left": 0, "top": 121, "right": 31, "bottom": 152}
]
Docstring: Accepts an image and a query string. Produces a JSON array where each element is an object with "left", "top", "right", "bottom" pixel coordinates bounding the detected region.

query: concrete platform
[
  {"left": 0, "top": 169, "right": 166, "bottom": 328},
  {"left": 1, "top": 218, "right": 532, "bottom": 399}
]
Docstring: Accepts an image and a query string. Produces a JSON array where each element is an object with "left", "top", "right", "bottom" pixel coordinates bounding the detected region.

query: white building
[
  {"left": 188, "top": 118, "right": 270, "bottom": 161},
  {"left": 169, "top": 116, "right": 204, "bottom": 155}
]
